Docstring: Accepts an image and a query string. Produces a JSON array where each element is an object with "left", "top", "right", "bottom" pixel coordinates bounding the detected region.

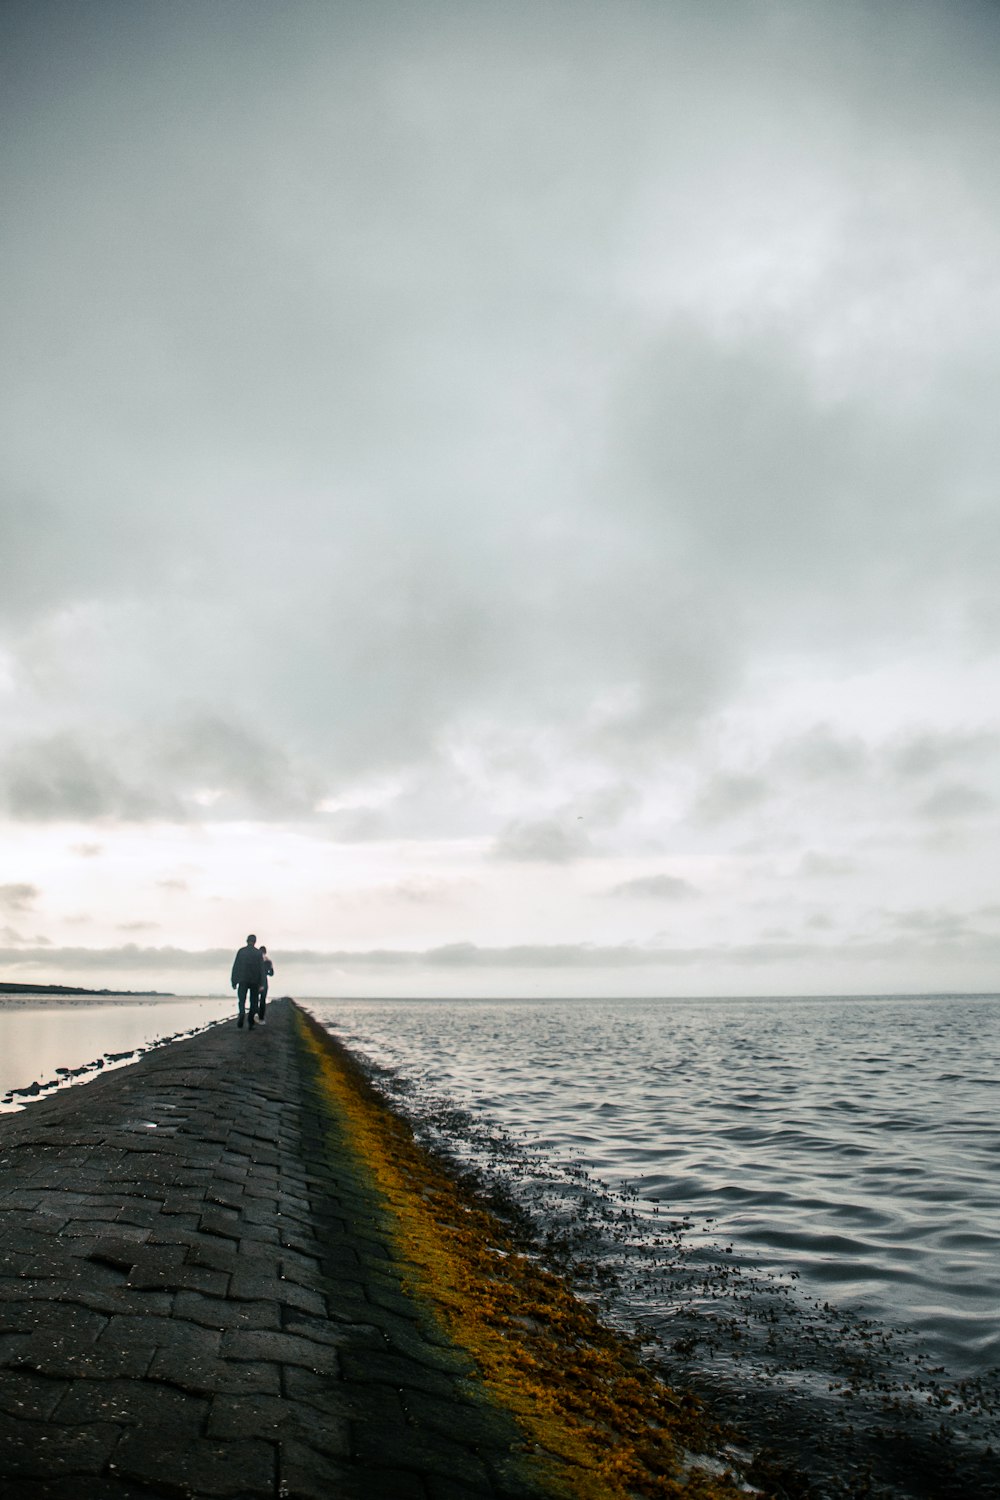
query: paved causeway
[{"left": 0, "top": 999, "right": 552, "bottom": 1500}]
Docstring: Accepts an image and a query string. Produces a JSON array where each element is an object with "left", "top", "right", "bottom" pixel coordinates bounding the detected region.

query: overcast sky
[{"left": 3, "top": 0, "right": 1000, "bottom": 997}]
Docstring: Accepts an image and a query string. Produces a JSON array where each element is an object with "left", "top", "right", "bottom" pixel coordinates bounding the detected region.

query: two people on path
[{"left": 230, "top": 934, "right": 274, "bottom": 1029}]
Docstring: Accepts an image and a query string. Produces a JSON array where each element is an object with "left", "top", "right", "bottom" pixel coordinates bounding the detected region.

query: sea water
[
  {"left": 307, "top": 993, "right": 1000, "bottom": 1494},
  {"left": 308, "top": 993, "right": 999, "bottom": 1377},
  {"left": 0, "top": 996, "right": 229, "bottom": 1106}
]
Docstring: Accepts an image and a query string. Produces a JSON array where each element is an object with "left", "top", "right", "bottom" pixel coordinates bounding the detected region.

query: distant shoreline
[{"left": 0, "top": 982, "right": 174, "bottom": 997}]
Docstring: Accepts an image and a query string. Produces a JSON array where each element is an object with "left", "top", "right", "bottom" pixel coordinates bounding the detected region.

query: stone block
[
  {"left": 0, "top": 1302, "right": 106, "bottom": 1340},
  {"left": 204, "top": 1186, "right": 244, "bottom": 1211},
  {"left": 220, "top": 1328, "right": 343, "bottom": 1373},
  {"left": 125, "top": 1244, "right": 185, "bottom": 1272},
  {"left": 275, "top": 1440, "right": 357, "bottom": 1500},
  {"left": 284, "top": 1312, "right": 380, "bottom": 1349},
  {"left": 484, "top": 1453, "right": 554, "bottom": 1499},
  {"left": 144, "top": 1217, "right": 201, "bottom": 1244},
  {"left": 0, "top": 1249, "right": 34, "bottom": 1278},
  {"left": 160, "top": 1191, "right": 204, "bottom": 1215},
  {"left": 11, "top": 1325, "right": 154, "bottom": 1380},
  {"left": 402, "top": 1388, "right": 513, "bottom": 1449},
  {"left": 126, "top": 1256, "right": 229, "bottom": 1295},
  {"left": 0, "top": 1412, "right": 121, "bottom": 1476},
  {"left": 198, "top": 1210, "right": 242, "bottom": 1241},
  {"left": 86, "top": 1238, "right": 144, "bottom": 1272},
  {"left": 240, "top": 1180, "right": 280, "bottom": 1203},
  {"left": 114, "top": 1204, "right": 164, "bottom": 1229},
  {"left": 185, "top": 1240, "right": 239, "bottom": 1274},
  {"left": 365, "top": 1282, "right": 426, "bottom": 1323},
  {"left": 238, "top": 1222, "right": 281, "bottom": 1246},
  {"left": 173, "top": 1289, "right": 281, "bottom": 1330},
  {"left": 339, "top": 1349, "right": 459, "bottom": 1398},
  {"left": 353, "top": 1423, "right": 494, "bottom": 1489},
  {"left": 10, "top": 1477, "right": 154, "bottom": 1499},
  {"left": 227, "top": 1273, "right": 326, "bottom": 1316},
  {"left": 112, "top": 1430, "right": 276, "bottom": 1497},
  {"left": 55, "top": 1376, "right": 209, "bottom": 1437},
  {"left": 207, "top": 1391, "right": 291, "bottom": 1439},
  {"left": 212, "top": 1165, "right": 247, "bottom": 1186},
  {"left": 288, "top": 1407, "right": 352, "bottom": 1459},
  {"left": 428, "top": 1479, "right": 496, "bottom": 1500},
  {"left": 100, "top": 1314, "right": 221, "bottom": 1357},
  {"left": 148, "top": 1345, "right": 282, "bottom": 1396},
  {"left": 0, "top": 1369, "right": 70, "bottom": 1421},
  {"left": 381, "top": 1328, "right": 477, "bottom": 1380}
]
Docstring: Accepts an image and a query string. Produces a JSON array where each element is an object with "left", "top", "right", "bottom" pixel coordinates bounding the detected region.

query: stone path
[{"left": 0, "top": 999, "right": 553, "bottom": 1500}]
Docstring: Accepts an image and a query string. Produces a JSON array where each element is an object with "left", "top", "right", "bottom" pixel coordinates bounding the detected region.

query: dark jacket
[{"left": 231, "top": 944, "right": 265, "bottom": 988}]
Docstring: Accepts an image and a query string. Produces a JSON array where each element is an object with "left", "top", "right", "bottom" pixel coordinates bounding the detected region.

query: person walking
[
  {"left": 257, "top": 945, "right": 274, "bottom": 1024},
  {"left": 231, "top": 934, "right": 264, "bottom": 1030}
]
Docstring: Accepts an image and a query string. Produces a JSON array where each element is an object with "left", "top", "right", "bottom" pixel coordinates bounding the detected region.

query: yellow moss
[{"left": 295, "top": 1008, "right": 750, "bottom": 1500}]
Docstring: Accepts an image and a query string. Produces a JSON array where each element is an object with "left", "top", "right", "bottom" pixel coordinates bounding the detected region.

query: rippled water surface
[{"left": 309, "top": 993, "right": 1000, "bottom": 1381}]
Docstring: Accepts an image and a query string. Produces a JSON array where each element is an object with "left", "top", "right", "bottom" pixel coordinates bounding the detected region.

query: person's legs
[
  {"left": 236, "top": 982, "right": 260, "bottom": 1027},
  {"left": 246, "top": 984, "right": 259, "bottom": 1027},
  {"left": 257, "top": 985, "right": 268, "bottom": 1022}
]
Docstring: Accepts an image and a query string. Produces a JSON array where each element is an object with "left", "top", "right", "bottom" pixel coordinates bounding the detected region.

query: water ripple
[{"left": 311, "top": 992, "right": 1000, "bottom": 1390}]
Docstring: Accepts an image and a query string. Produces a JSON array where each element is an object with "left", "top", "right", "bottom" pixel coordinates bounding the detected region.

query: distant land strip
[{"left": 0, "top": 981, "right": 173, "bottom": 996}]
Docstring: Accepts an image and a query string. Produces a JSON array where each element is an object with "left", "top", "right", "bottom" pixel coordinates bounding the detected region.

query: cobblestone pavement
[{"left": 0, "top": 999, "right": 553, "bottom": 1499}]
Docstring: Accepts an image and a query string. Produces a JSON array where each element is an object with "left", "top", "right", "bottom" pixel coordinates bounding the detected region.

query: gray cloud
[
  {"left": 155, "top": 716, "right": 322, "bottom": 819},
  {"left": 2, "top": 2, "right": 1000, "bottom": 993},
  {"left": 692, "top": 774, "right": 770, "bottom": 826},
  {"left": 607, "top": 874, "right": 699, "bottom": 901},
  {"left": 378, "top": 878, "right": 466, "bottom": 907},
  {"left": 578, "top": 784, "right": 641, "bottom": 829},
  {"left": 917, "top": 783, "right": 994, "bottom": 821},
  {"left": 0, "top": 945, "right": 231, "bottom": 972},
  {"left": 776, "top": 728, "right": 869, "bottom": 782},
  {"left": 319, "top": 807, "right": 391, "bottom": 843},
  {"left": 0, "top": 882, "right": 39, "bottom": 911},
  {"left": 3, "top": 0, "right": 997, "bottom": 809},
  {"left": 0, "top": 938, "right": 814, "bottom": 973},
  {"left": 804, "top": 913, "right": 835, "bottom": 930},
  {"left": 6, "top": 910, "right": 1000, "bottom": 993},
  {"left": 0, "top": 734, "right": 171, "bottom": 822},
  {"left": 885, "top": 909, "right": 958, "bottom": 936},
  {"left": 797, "top": 852, "right": 859, "bottom": 879},
  {"left": 492, "top": 818, "right": 593, "bottom": 863},
  {"left": 0, "top": 720, "right": 323, "bottom": 823},
  {"left": 8, "top": 929, "right": 994, "bottom": 978},
  {"left": 0, "top": 927, "right": 50, "bottom": 947},
  {"left": 599, "top": 319, "right": 1000, "bottom": 670},
  {"left": 877, "top": 907, "right": 985, "bottom": 943},
  {"left": 891, "top": 729, "right": 1000, "bottom": 779}
]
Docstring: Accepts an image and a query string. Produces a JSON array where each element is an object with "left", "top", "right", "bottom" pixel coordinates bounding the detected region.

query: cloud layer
[{"left": 2, "top": 1, "right": 999, "bottom": 993}]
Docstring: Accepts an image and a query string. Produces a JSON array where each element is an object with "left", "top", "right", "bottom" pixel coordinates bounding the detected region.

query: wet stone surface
[{"left": 0, "top": 999, "right": 551, "bottom": 1499}]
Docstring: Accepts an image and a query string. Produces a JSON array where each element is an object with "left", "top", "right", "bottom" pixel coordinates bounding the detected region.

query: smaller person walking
[
  {"left": 257, "top": 945, "right": 274, "bottom": 1024},
  {"left": 231, "top": 934, "right": 264, "bottom": 1030}
]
